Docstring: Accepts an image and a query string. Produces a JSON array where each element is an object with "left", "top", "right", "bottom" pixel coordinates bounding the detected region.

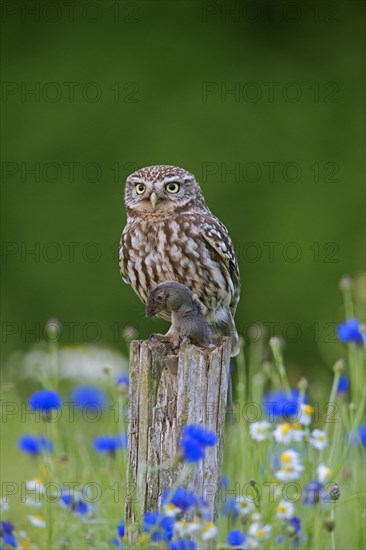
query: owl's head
[{"left": 124, "top": 165, "right": 205, "bottom": 214}]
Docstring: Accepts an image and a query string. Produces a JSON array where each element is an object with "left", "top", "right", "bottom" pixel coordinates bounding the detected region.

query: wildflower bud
[
  {"left": 324, "top": 519, "right": 335, "bottom": 532},
  {"left": 269, "top": 336, "right": 282, "bottom": 348},
  {"left": 333, "top": 359, "right": 345, "bottom": 374},
  {"left": 42, "top": 411, "right": 53, "bottom": 422},
  {"left": 262, "top": 361, "right": 273, "bottom": 374},
  {"left": 297, "top": 377, "right": 308, "bottom": 392},
  {"left": 329, "top": 483, "right": 340, "bottom": 501},
  {"left": 86, "top": 530, "right": 95, "bottom": 543},
  {"left": 339, "top": 275, "right": 352, "bottom": 291},
  {"left": 45, "top": 318, "right": 61, "bottom": 342},
  {"left": 117, "top": 374, "right": 129, "bottom": 396},
  {"left": 102, "top": 366, "right": 111, "bottom": 376},
  {"left": 286, "top": 524, "right": 296, "bottom": 538},
  {"left": 249, "top": 479, "right": 257, "bottom": 486},
  {"left": 58, "top": 453, "right": 69, "bottom": 463},
  {"left": 349, "top": 402, "right": 356, "bottom": 412},
  {"left": 122, "top": 325, "right": 138, "bottom": 342}
]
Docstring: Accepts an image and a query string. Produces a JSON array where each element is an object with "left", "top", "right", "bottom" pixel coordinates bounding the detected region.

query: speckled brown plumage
[{"left": 119, "top": 165, "right": 240, "bottom": 354}]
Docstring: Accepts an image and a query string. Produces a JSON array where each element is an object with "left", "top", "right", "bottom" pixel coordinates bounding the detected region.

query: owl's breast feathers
[{"left": 119, "top": 210, "right": 240, "bottom": 319}]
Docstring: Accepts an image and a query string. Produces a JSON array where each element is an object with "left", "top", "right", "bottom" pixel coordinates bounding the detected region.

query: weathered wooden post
[{"left": 125, "top": 337, "right": 231, "bottom": 522}]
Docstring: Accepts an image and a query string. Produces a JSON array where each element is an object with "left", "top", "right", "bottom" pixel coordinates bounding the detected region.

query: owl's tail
[{"left": 209, "top": 309, "right": 241, "bottom": 357}]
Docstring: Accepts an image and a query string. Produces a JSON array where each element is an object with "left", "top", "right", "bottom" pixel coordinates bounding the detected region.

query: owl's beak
[{"left": 150, "top": 192, "right": 158, "bottom": 208}]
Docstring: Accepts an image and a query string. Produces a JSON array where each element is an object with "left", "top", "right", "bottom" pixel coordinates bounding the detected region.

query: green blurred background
[{"left": 1, "top": 0, "right": 365, "bottom": 381}]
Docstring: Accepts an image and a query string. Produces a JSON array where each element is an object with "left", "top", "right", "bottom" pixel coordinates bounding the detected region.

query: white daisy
[
  {"left": 310, "top": 429, "right": 328, "bottom": 450},
  {"left": 273, "top": 422, "right": 305, "bottom": 444},
  {"left": 276, "top": 499, "right": 294, "bottom": 519},
  {"left": 273, "top": 423, "right": 293, "bottom": 444},
  {"left": 162, "top": 503, "right": 180, "bottom": 517},
  {"left": 248, "top": 522, "right": 272, "bottom": 540},
  {"left": 317, "top": 463, "right": 332, "bottom": 483},
  {"left": 275, "top": 449, "right": 304, "bottom": 481},
  {"left": 245, "top": 536, "right": 259, "bottom": 549},
  {"left": 237, "top": 497, "right": 254, "bottom": 516},
  {"left": 202, "top": 521, "right": 218, "bottom": 540},
  {"left": 249, "top": 421, "right": 272, "bottom": 441},
  {"left": 0, "top": 496, "right": 9, "bottom": 512},
  {"left": 27, "top": 514, "right": 46, "bottom": 528},
  {"left": 25, "top": 478, "right": 45, "bottom": 492},
  {"left": 291, "top": 423, "right": 305, "bottom": 442},
  {"left": 175, "top": 519, "right": 201, "bottom": 536},
  {"left": 299, "top": 404, "right": 314, "bottom": 426}
]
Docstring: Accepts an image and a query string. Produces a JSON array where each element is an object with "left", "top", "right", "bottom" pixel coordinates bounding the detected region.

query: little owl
[{"left": 119, "top": 165, "right": 241, "bottom": 355}]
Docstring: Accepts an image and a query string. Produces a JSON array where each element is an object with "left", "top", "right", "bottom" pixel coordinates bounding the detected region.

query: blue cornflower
[
  {"left": 337, "top": 375, "right": 349, "bottom": 394},
  {"left": 70, "top": 386, "right": 108, "bottom": 409},
  {"left": 117, "top": 374, "right": 129, "bottom": 387},
  {"left": 222, "top": 497, "right": 239, "bottom": 520},
  {"left": 0, "top": 521, "right": 17, "bottom": 548},
  {"left": 169, "top": 539, "right": 197, "bottom": 550},
  {"left": 143, "top": 511, "right": 173, "bottom": 542},
  {"left": 143, "top": 510, "right": 159, "bottom": 529},
  {"left": 359, "top": 424, "right": 366, "bottom": 446},
  {"left": 303, "top": 481, "right": 326, "bottom": 505},
  {"left": 350, "top": 424, "right": 366, "bottom": 446},
  {"left": 110, "top": 521, "right": 125, "bottom": 549},
  {"left": 263, "top": 389, "right": 303, "bottom": 418},
  {"left": 117, "top": 520, "right": 125, "bottom": 537},
  {"left": 3, "top": 532, "right": 17, "bottom": 548},
  {"left": 29, "top": 389, "right": 62, "bottom": 412},
  {"left": 227, "top": 529, "right": 246, "bottom": 546},
  {"left": 159, "top": 516, "right": 174, "bottom": 541},
  {"left": 180, "top": 438, "right": 205, "bottom": 462},
  {"left": 60, "top": 492, "right": 88, "bottom": 515},
  {"left": 18, "top": 434, "right": 53, "bottom": 455},
  {"left": 93, "top": 434, "right": 127, "bottom": 453},
  {"left": 221, "top": 474, "right": 229, "bottom": 488},
  {"left": 0, "top": 521, "right": 15, "bottom": 535},
  {"left": 180, "top": 424, "right": 217, "bottom": 463},
  {"left": 182, "top": 424, "right": 218, "bottom": 446},
  {"left": 288, "top": 516, "right": 301, "bottom": 533},
  {"left": 162, "top": 487, "right": 197, "bottom": 512},
  {"left": 110, "top": 538, "right": 124, "bottom": 549},
  {"left": 337, "top": 319, "right": 364, "bottom": 344}
]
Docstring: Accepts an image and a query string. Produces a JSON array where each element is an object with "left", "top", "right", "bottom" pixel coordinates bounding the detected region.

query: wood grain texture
[{"left": 125, "top": 337, "right": 231, "bottom": 522}]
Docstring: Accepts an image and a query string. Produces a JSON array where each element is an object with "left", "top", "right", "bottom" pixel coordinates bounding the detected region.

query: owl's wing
[
  {"left": 119, "top": 232, "right": 130, "bottom": 284},
  {"left": 200, "top": 213, "right": 240, "bottom": 315}
]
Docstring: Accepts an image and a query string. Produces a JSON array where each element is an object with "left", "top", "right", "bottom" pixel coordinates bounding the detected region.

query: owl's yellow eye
[
  {"left": 135, "top": 183, "right": 146, "bottom": 195},
  {"left": 165, "top": 182, "right": 180, "bottom": 194}
]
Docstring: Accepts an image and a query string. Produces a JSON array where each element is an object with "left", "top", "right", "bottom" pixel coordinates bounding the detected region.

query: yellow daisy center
[
  {"left": 281, "top": 452, "right": 293, "bottom": 463},
  {"left": 31, "top": 477, "right": 43, "bottom": 484}
]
